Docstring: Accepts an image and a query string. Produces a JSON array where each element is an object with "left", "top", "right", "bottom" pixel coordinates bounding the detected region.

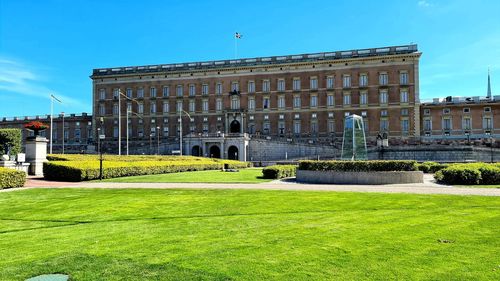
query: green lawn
[
  {"left": 0, "top": 188, "right": 499, "bottom": 280},
  {"left": 103, "top": 168, "right": 270, "bottom": 183}
]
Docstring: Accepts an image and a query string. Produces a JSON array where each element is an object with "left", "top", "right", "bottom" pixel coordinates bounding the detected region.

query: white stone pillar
[{"left": 25, "top": 136, "right": 48, "bottom": 176}]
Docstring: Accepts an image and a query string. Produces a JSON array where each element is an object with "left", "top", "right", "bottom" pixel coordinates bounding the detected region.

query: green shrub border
[
  {"left": 434, "top": 163, "right": 500, "bottom": 185},
  {"left": 0, "top": 167, "right": 26, "bottom": 189},
  {"left": 262, "top": 165, "right": 297, "bottom": 179},
  {"left": 298, "top": 160, "right": 418, "bottom": 172}
]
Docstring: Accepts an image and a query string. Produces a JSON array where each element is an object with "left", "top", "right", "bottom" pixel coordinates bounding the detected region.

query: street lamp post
[
  {"left": 157, "top": 126, "right": 160, "bottom": 155},
  {"left": 118, "top": 90, "right": 122, "bottom": 156},
  {"left": 149, "top": 133, "right": 153, "bottom": 155},
  {"left": 178, "top": 110, "right": 191, "bottom": 156},
  {"left": 99, "top": 117, "right": 104, "bottom": 180},
  {"left": 49, "top": 94, "right": 62, "bottom": 154},
  {"left": 61, "top": 112, "right": 65, "bottom": 154},
  {"left": 490, "top": 137, "right": 495, "bottom": 163}
]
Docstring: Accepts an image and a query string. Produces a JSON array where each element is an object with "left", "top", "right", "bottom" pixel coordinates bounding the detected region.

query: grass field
[
  {"left": 103, "top": 168, "right": 269, "bottom": 183},
  {"left": 0, "top": 188, "right": 499, "bottom": 280}
]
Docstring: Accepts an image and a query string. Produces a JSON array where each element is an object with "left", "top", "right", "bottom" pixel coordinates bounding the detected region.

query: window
[
  {"left": 162, "top": 86, "right": 169, "bottom": 97},
  {"left": 138, "top": 103, "right": 144, "bottom": 114},
  {"left": 379, "top": 73, "right": 388, "bottom": 85},
  {"left": 202, "top": 84, "right": 209, "bottom": 95},
  {"left": 380, "top": 90, "right": 388, "bottom": 104},
  {"left": 483, "top": 117, "right": 492, "bottom": 129},
  {"left": 400, "top": 90, "right": 409, "bottom": 103},
  {"left": 176, "top": 85, "right": 183, "bottom": 97},
  {"left": 294, "top": 121, "right": 301, "bottom": 134},
  {"left": 263, "top": 97, "right": 270, "bottom": 109},
  {"left": 380, "top": 110, "right": 388, "bottom": 116},
  {"left": 248, "top": 81, "right": 255, "bottom": 93},
  {"left": 264, "top": 114, "right": 269, "bottom": 120},
  {"left": 310, "top": 77, "right": 318, "bottom": 90},
  {"left": 328, "top": 120, "right": 335, "bottom": 133},
  {"left": 150, "top": 87, "right": 157, "bottom": 98},
  {"left": 113, "top": 104, "right": 118, "bottom": 115},
  {"left": 311, "top": 122, "right": 318, "bottom": 133},
  {"left": 203, "top": 100, "right": 209, "bottom": 112},
  {"left": 328, "top": 112, "right": 334, "bottom": 118},
  {"left": 359, "top": 74, "right": 368, "bottom": 87},
  {"left": 401, "top": 119, "right": 409, "bottom": 133},
  {"left": 189, "top": 100, "right": 195, "bottom": 112},
  {"left": 151, "top": 102, "right": 157, "bottom": 113},
  {"left": 231, "top": 96, "right": 240, "bottom": 110},
  {"left": 443, "top": 118, "right": 452, "bottom": 130},
  {"left": 99, "top": 89, "right": 106, "bottom": 100},
  {"left": 278, "top": 122, "right": 285, "bottom": 134},
  {"left": 127, "top": 102, "right": 132, "bottom": 113},
  {"left": 189, "top": 84, "right": 196, "bottom": 96},
  {"left": 293, "top": 96, "right": 301, "bottom": 108},
  {"left": 176, "top": 101, "right": 183, "bottom": 112},
  {"left": 424, "top": 109, "right": 430, "bottom": 115},
  {"left": 216, "top": 98, "right": 223, "bottom": 111},
  {"left": 310, "top": 95, "right": 318, "bottom": 107},
  {"left": 443, "top": 108, "right": 451, "bottom": 114},
  {"left": 400, "top": 72, "right": 409, "bottom": 85},
  {"left": 126, "top": 88, "right": 132, "bottom": 98},
  {"left": 424, "top": 119, "right": 432, "bottom": 131},
  {"left": 99, "top": 104, "right": 105, "bottom": 115},
  {"left": 112, "top": 88, "right": 119, "bottom": 99},
  {"left": 277, "top": 79, "right": 285, "bottom": 91},
  {"left": 401, "top": 108, "right": 409, "bottom": 116},
  {"left": 163, "top": 127, "right": 169, "bottom": 136},
  {"left": 326, "top": 76, "right": 334, "bottom": 89},
  {"left": 293, "top": 78, "right": 301, "bottom": 91},
  {"left": 137, "top": 88, "right": 144, "bottom": 98},
  {"left": 262, "top": 80, "right": 270, "bottom": 92},
  {"left": 74, "top": 129, "right": 81, "bottom": 142},
  {"left": 312, "top": 113, "right": 317, "bottom": 119},
  {"left": 278, "top": 96, "right": 285, "bottom": 109},
  {"left": 294, "top": 113, "right": 300, "bottom": 119},
  {"left": 263, "top": 122, "right": 270, "bottom": 134},
  {"left": 343, "top": 93, "right": 351, "bottom": 105},
  {"left": 360, "top": 92, "right": 368, "bottom": 105},
  {"left": 463, "top": 108, "right": 470, "bottom": 113},
  {"left": 216, "top": 83, "right": 223, "bottom": 95},
  {"left": 380, "top": 119, "right": 389, "bottom": 131},
  {"left": 342, "top": 75, "right": 351, "bottom": 88},
  {"left": 463, "top": 117, "right": 471, "bottom": 130},
  {"left": 231, "top": 82, "right": 239, "bottom": 92},
  {"left": 484, "top": 107, "right": 491, "bottom": 112},
  {"left": 248, "top": 98, "right": 255, "bottom": 111},
  {"left": 279, "top": 114, "right": 285, "bottom": 120},
  {"left": 327, "top": 95, "right": 335, "bottom": 107},
  {"left": 163, "top": 102, "right": 169, "bottom": 113}
]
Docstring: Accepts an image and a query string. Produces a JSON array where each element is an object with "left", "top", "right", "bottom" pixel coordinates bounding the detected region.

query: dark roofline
[{"left": 91, "top": 44, "right": 419, "bottom": 77}]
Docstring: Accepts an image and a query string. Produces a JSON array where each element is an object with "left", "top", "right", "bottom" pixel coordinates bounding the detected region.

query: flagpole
[{"left": 234, "top": 33, "right": 237, "bottom": 59}]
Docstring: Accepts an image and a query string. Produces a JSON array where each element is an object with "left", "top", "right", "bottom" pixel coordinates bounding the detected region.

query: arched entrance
[
  {"left": 230, "top": 120, "right": 241, "bottom": 133},
  {"left": 191, "top": 145, "right": 202, "bottom": 156},
  {"left": 228, "top": 145, "right": 239, "bottom": 160},
  {"left": 209, "top": 145, "right": 221, "bottom": 158}
]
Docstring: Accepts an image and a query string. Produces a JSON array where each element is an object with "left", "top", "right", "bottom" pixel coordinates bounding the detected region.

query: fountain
[{"left": 341, "top": 114, "right": 367, "bottom": 160}]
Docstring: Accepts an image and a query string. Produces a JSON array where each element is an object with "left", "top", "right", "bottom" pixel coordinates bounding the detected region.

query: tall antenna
[{"left": 487, "top": 68, "right": 492, "bottom": 98}]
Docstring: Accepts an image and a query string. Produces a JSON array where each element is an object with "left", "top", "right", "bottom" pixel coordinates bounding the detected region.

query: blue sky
[{"left": 1, "top": 0, "right": 499, "bottom": 117}]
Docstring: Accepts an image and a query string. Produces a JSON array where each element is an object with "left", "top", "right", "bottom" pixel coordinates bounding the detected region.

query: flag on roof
[{"left": 235, "top": 32, "right": 242, "bottom": 39}]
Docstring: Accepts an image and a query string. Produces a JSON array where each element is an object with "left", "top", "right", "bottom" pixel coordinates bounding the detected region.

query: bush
[
  {"left": 262, "top": 165, "right": 296, "bottom": 179},
  {"left": 434, "top": 163, "right": 500, "bottom": 185},
  {"left": 0, "top": 167, "right": 26, "bottom": 189},
  {"left": 298, "top": 160, "right": 418, "bottom": 172},
  {"left": 417, "top": 162, "right": 448, "bottom": 173},
  {"left": 0, "top": 129, "right": 22, "bottom": 156}
]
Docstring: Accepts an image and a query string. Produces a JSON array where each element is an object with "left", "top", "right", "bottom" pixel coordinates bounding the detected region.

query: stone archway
[
  {"left": 209, "top": 145, "right": 221, "bottom": 158},
  {"left": 191, "top": 145, "right": 202, "bottom": 156},
  {"left": 228, "top": 145, "right": 239, "bottom": 160},
  {"left": 230, "top": 120, "right": 241, "bottom": 133}
]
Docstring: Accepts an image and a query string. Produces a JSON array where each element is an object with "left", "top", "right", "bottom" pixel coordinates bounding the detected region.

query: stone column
[{"left": 25, "top": 136, "right": 48, "bottom": 176}]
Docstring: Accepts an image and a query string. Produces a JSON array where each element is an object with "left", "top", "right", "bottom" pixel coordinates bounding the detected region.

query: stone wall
[
  {"left": 248, "top": 139, "right": 339, "bottom": 161},
  {"left": 297, "top": 170, "right": 424, "bottom": 184}
]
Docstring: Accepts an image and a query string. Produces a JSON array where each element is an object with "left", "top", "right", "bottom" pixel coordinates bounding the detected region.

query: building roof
[{"left": 91, "top": 44, "right": 419, "bottom": 78}]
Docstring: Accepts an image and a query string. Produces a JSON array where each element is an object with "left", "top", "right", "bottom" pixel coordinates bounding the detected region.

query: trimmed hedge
[
  {"left": 0, "top": 167, "right": 26, "bottom": 189},
  {"left": 299, "top": 160, "right": 418, "bottom": 172},
  {"left": 0, "top": 128, "right": 22, "bottom": 156},
  {"left": 417, "top": 162, "right": 448, "bottom": 174},
  {"left": 434, "top": 163, "right": 500, "bottom": 185},
  {"left": 262, "top": 165, "right": 297, "bottom": 179}
]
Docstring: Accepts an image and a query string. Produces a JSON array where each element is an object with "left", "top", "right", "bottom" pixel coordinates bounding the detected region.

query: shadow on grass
[{"left": 7, "top": 253, "right": 232, "bottom": 281}]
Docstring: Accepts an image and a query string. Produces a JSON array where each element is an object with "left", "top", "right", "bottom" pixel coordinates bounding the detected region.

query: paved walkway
[{"left": 3, "top": 174, "right": 498, "bottom": 197}]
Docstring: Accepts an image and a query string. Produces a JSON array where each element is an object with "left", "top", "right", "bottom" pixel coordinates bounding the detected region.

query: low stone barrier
[{"left": 296, "top": 170, "right": 423, "bottom": 185}]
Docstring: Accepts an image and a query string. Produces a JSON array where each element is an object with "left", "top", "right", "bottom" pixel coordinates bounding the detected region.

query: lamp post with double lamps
[
  {"left": 157, "top": 126, "right": 161, "bottom": 155},
  {"left": 49, "top": 94, "right": 62, "bottom": 154},
  {"left": 178, "top": 110, "right": 192, "bottom": 156}
]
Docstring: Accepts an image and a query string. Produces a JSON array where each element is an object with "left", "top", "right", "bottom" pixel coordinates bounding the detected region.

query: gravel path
[{"left": 2, "top": 174, "right": 498, "bottom": 196}]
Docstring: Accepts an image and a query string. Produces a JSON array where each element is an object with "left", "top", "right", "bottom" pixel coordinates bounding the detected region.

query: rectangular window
[
  {"left": 400, "top": 72, "right": 409, "bottom": 85},
  {"left": 380, "top": 119, "right": 389, "bottom": 131},
  {"left": 262, "top": 80, "right": 270, "bottom": 92},
  {"left": 74, "top": 129, "right": 81, "bottom": 142},
  {"left": 484, "top": 117, "right": 492, "bottom": 129},
  {"left": 216, "top": 98, "right": 223, "bottom": 111},
  {"left": 189, "top": 100, "right": 195, "bottom": 112},
  {"left": 401, "top": 108, "right": 409, "bottom": 116},
  {"left": 127, "top": 102, "right": 132, "bottom": 113},
  {"left": 463, "top": 118, "right": 471, "bottom": 130},
  {"left": 99, "top": 89, "right": 106, "bottom": 100},
  {"left": 342, "top": 75, "right": 351, "bottom": 88},
  {"left": 248, "top": 98, "right": 255, "bottom": 111},
  {"left": 231, "top": 82, "right": 239, "bottom": 92},
  {"left": 293, "top": 78, "right": 301, "bottom": 91},
  {"left": 150, "top": 87, "right": 157, "bottom": 98},
  {"left": 327, "top": 95, "right": 334, "bottom": 107},
  {"left": 381, "top": 110, "right": 388, "bottom": 116},
  {"left": 278, "top": 96, "right": 285, "bottom": 109},
  {"left": 379, "top": 73, "right": 388, "bottom": 85},
  {"left": 216, "top": 83, "right": 223, "bottom": 95},
  {"left": 150, "top": 102, "right": 156, "bottom": 113},
  {"left": 113, "top": 88, "right": 119, "bottom": 99},
  {"left": 162, "top": 86, "right": 169, "bottom": 97},
  {"left": 424, "top": 119, "right": 432, "bottom": 131},
  {"left": 311, "top": 122, "right": 318, "bottom": 133},
  {"left": 277, "top": 79, "right": 285, "bottom": 92},
  {"left": 263, "top": 97, "right": 270, "bottom": 109},
  {"left": 176, "top": 101, "right": 183, "bottom": 112},
  {"left": 294, "top": 121, "right": 301, "bottom": 134},
  {"left": 443, "top": 118, "right": 452, "bottom": 130},
  {"left": 126, "top": 88, "right": 132, "bottom": 98},
  {"left": 202, "top": 84, "right": 209, "bottom": 95},
  {"left": 424, "top": 109, "right": 430, "bottom": 115},
  {"left": 400, "top": 90, "right": 409, "bottom": 103},
  {"left": 113, "top": 104, "right": 118, "bottom": 115},
  {"left": 380, "top": 91, "right": 388, "bottom": 104},
  {"left": 248, "top": 81, "right": 255, "bottom": 93},
  {"left": 176, "top": 85, "right": 183, "bottom": 97},
  {"left": 138, "top": 103, "right": 144, "bottom": 114},
  {"left": 99, "top": 104, "right": 105, "bottom": 115},
  {"left": 359, "top": 74, "right": 368, "bottom": 87},
  {"left": 293, "top": 96, "right": 301, "bottom": 108},
  {"left": 326, "top": 76, "right": 334, "bottom": 89},
  {"left": 343, "top": 93, "right": 351, "bottom": 105},
  {"left": 163, "top": 102, "right": 169, "bottom": 113},
  {"left": 189, "top": 84, "right": 196, "bottom": 96},
  {"left": 310, "top": 78, "right": 318, "bottom": 90},
  {"left": 231, "top": 97, "right": 240, "bottom": 110},
  {"left": 310, "top": 95, "right": 318, "bottom": 107},
  {"left": 202, "top": 100, "right": 209, "bottom": 112},
  {"left": 328, "top": 120, "right": 335, "bottom": 133},
  {"left": 137, "top": 88, "right": 144, "bottom": 98},
  {"left": 401, "top": 119, "right": 409, "bottom": 133},
  {"left": 360, "top": 92, "right": 368, "bottom": 105}
]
